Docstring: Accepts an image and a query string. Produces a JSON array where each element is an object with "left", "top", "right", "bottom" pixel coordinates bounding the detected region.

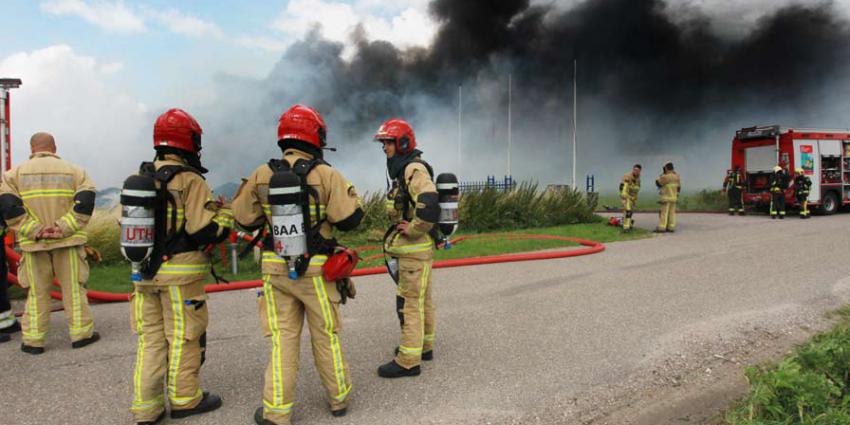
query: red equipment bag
[{"left": 323, "top": 247, "right": 359, "bottom": 281}]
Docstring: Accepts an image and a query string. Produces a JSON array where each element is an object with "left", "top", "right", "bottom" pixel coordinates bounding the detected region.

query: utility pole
[
  {"left": 508, "top": 74, "right": 512, "bottom": 179},
  {"left": 458, "top": 85, "right": 463, "bottom": 166},
  {"left": 0, "top": 78, "right": 22, "bottom": 175},
  {"left": 571, "top": 60, "right": 577, "bottom": 189}
]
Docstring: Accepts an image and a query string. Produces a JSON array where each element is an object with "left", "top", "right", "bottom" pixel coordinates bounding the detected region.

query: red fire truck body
[{"left": 731, "top": 125, "right": 850, "bottom": 214}]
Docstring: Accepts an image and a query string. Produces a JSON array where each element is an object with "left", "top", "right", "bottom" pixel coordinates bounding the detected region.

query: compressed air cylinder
[
  {"left": 120, "top": 174, "right": 157, "bottom": 266},
  {"left": 268, "top": 170, "right": 307, "bottom": 279},
  {"left": 436, "top": 173, "right": 459, "bottom": 238}
]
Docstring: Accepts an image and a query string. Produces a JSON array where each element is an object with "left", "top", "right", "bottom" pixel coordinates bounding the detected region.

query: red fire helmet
[
  {"left": 374, "top": 118, "right": 416, "bottom": 155},
  {"left": 153, "top": 108, "right": 203, "bottom": 154},
  {"left": 277, "top": 104, "right": 327, "bottom": 149}
]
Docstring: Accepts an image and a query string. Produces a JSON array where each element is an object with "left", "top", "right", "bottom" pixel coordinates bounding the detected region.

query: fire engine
[{"left": 732, "top": 125, "right": 850, "bottom": 215}]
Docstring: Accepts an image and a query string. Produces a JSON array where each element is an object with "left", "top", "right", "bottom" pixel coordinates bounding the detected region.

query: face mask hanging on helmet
[{"left": 268, "top": 169, "right": 309, "bottom": 280}]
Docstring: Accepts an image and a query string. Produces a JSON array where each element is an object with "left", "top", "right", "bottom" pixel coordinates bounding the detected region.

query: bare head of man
[{"left": 30, "top": 132, "right": 56, "bottom": 155}]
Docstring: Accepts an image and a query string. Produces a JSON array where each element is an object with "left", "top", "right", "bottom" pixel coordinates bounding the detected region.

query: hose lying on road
[{"left": 8, "top": 234, "right": 605, "bottom": 304}]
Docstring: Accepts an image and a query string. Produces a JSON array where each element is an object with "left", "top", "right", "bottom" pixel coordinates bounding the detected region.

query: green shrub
[
  {"left": 726, "top": 319, "right": 850, "bottom": 424},
  {"left": 678, "top": 189, "right": 727, "bottom": 212},
  {"left": 84, "top": 182, "right": 598, "bottom": 265}
]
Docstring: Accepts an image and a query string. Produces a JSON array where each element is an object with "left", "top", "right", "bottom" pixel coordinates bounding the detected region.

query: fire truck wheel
[{"left": 821, "top": 191, "right": 839, "bottom": 215}]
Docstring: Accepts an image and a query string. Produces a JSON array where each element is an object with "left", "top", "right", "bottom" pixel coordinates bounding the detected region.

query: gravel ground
[{"left": 2, "top": 213, "right": 849, "bottom": 425}]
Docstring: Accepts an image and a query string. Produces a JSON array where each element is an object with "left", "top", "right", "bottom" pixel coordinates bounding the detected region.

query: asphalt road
[{"left": 2, "top": 213, "right": 850, "bottom": 425}]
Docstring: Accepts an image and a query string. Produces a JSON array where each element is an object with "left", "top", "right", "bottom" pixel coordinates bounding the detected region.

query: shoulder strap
[{"left": 398, "top": 159, "right": 434, "bottom": 220}]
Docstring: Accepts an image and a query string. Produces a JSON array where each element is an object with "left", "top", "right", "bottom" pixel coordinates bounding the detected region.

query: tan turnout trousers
[
  {"left": 19, "top": 246, "right": 92, "bottom": 346},
  {"left": 395, "top": 257, "right": 435, "bottom": 368},
  {"left": 130, "top": 281, "right": 209, "bottom": 422},
  {"left": 258, "top": 272, "right": 351, "bottom": 424}
]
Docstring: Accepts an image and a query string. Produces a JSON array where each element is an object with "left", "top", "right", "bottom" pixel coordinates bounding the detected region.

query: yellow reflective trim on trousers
[
  {"left": 167, "top": 286, "right": 186, "bottom": 404},
  {"left": 170, "top": 389, "right": 203, "bottom": 406},
  {"left": 69, "top": 323, "right": 93, "bottom": 335},
  {"left": 399, "top": 345, "right": 422, "bottom": 355},
  {"left": 23, "top": 252, "right": 41, "bottom": 340},
  {"left": 424, "top": 333, "right": 435, "bottom": 342},
  {"left": 131, "top": 291, "right": 153, "bottom": 411},
  {"left": 131, "top": 394, "right": 165, "bottom": 412},
  {"left": 159, "top": 263, "right": 207, "bottom": 276},
  {"left": 417, "top": 264, "right": 431, "bottom": 352},
  {"left": 313, "top": 276, "right": 349, "bottom": 402},
  {"left": 388, "top": 241, "right": 433, "bottom": 254},
  {"left": 69, "top": 247, "right": 82, "bottom": 333},
  {"left": 263, "top": 275, "right": 285, "bottom": 408},
  {"left": 263, "top": 399, "right": 294, "bottom": 415}
]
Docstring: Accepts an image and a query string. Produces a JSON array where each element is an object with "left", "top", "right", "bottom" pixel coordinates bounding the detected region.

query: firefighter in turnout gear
[
  {"left": 0, "top": 132, "right": 98, "bottom": 354},
  {"left": 793, "top": 168, "right": 812, "bottom": 219},
  {"left": 128, "top": 109, "right": 232, "bottom": 424},
  {"left": 723, "top": 166, "right": 745, "bottom": 215},
  {"left": 0, "top": 221, "right": 21, "bottom": 343},
  {"left": 375, "top": 118, "right": 440, "bottom": 379},
  {"left": 620, "top": 164, "right": 642, "bottom": 232},
  {"left": 769, "top": 166, "right": 790, "bottom": 219},
  {"left": 232, "top": 105, "right": 364, "bottom": 425},
  {"left": 655, "top": 162, "right": 681, "bottom": 233}
]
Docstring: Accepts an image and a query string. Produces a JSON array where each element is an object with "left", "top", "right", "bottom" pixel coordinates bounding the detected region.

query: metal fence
[{"left": 459, "top": 175, "right": 516, "bottom": 193}]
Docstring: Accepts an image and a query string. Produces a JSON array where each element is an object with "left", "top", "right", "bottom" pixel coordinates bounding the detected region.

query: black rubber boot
[
  {"left": 395, "top": 346, "right": 433, "bottom": 361},
  {"left": 71, "top": 332, "right": 100, "bottom": 349},
  {"left": 253, "top": 406, "right": 275, "bottom": 425},
  {"left": 378, "top": 360, "right": 420, "bottom": 378},
  {"left": 331, "top": 407, "right": 347, "bottom": 417},
  {"left": 137, "top": 411, "right": 166, "bottom": 425},
  {"left": 0, "top": 320, "right": 21, "bottom": 334},
  {"left": 21, "top": 343, "right": 44, "bottom": 355},
  {"left": 0, "top": 333, "right": 9, "bottom": 343},
  {"left": 171, "top": 392, "right": 222, "bottom": 419}
]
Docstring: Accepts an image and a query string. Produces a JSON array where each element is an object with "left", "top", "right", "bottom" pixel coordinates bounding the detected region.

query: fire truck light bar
[{"left": 736, "top": 125, "right": 780, "bottom": 140}]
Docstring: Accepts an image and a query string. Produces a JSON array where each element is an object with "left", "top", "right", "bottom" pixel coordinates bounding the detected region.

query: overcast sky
[{"left": 3, "top": 0, "right": 850, "bottom": 190}]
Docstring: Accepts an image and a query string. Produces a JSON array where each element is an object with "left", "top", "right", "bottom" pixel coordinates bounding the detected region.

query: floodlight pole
[{"left": 0, "top": 78, "right": 22, "bottom": 176}]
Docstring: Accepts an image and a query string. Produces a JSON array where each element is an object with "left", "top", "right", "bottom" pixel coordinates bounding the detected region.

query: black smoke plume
[{"left": 201, "top": 0, "right": 850, "bottom": 190}]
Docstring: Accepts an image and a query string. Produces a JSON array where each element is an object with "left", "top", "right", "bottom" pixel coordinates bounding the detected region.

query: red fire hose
[{"left": 8, "top": 233, "right": 604, "bottom": 303}]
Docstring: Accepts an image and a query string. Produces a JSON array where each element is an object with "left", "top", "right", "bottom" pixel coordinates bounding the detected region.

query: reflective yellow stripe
[
  {"left": 170, "top": 389, "right": 203, "bottom": 406},
  {"left": 424, "top": 333, "right": 435, "bottom": 342},
  {"left": 69, "top": 247, "right": 81, "bottom": 332},
  {"left": 159, "top": 263, "right": 207, "bottom": 276},
  {"left": 261, "top": 252, "right": 327, "bottom": 267},
  {"left": 263, "top": 275, "right": 285, "bottom": 408},
  {"left": 399, "top": 345, "right": 422, "bottom": 355},
  {"left": 131, "top": 291, "right": 151, "bottom": 411},
  {"left": 167, "top": 286, "right": 187, "bottom": 404},
  {"left": 61, "top": 213, "right": 79, "bottom": 232},
  {"left": 263, "top": 399, "right": 294, "bottom": 415},
  {"left": 418, "top": 263, "right": 430, "bottom": 351},
  {"left": 131, "top": 394, "right": 165, "bottom": 412},
  {"left": 313, "top": 276, "right": 350, "bottom": 402},
  {"left": 20, "top": 189, "right": 75, "bottom": 199},
  {"left": 388, "top": 241, "right": 433, "bottom": 254},
  {"left": 23, "top": 252, "right": 41, "bottom": 340}
]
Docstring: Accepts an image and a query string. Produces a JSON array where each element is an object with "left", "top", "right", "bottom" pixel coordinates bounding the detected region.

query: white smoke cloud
[{"left": 0, "top": 45, "right": 149, "bottom": 189}]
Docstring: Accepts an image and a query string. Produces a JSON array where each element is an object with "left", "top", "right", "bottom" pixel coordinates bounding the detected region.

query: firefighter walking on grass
[
  {"left": 128, "top": 109, "right": 233, "bottom": 424},
  {"left": 620, "top": 164, "right": 641, "bottom": 232},
  {"left": 0, "top": 132, "right": 98, "bottom": 354},
  {"left": 375, "top": 118, "right": 441, "bottom": 378},
  {"left": 793, "top": 168, "right": 812, "bottom": 219},
  {"left": 723, "top": 166, "right": 745, "bottom": 215},
  {"left": 232, "top": 105, "right": 364, "bottom": 425},
  {"left": 655, "top": 162, "right": 681, "bottom": 233},
  {"left": 769, "top": 165, "right": 790, "bottom": 219}
]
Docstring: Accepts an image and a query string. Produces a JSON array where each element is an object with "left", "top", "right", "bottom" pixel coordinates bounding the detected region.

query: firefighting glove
[{"left": 84, "top": 246, "right": 102, "bottom": 263}]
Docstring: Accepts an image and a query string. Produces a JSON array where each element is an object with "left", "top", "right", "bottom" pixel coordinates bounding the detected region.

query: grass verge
[
  {"left": 596, "top": 189, "right": 727, "bottom": 212},
  {"left": 10, "top": 220, "right": 647, "bottom": 297},
  {"left": 723, "top": 306, "right": 850, "bottom": 424}
]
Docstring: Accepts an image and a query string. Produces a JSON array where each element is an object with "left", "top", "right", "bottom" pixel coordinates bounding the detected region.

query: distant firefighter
[
  {"left": 619, "top": 164, "right": 642, "bottom": 232},
  {"left": 655, "top": 162, "right": 681, "bottom": 233},
  {"left": 722, "top": 166, "right": 745, "bottom": 216},
  {"left": 793, "top": 168, "right": 812, "bottom": 219},
  {"left": 769, "top": 166, "right": 790, "bottom": 219}
]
